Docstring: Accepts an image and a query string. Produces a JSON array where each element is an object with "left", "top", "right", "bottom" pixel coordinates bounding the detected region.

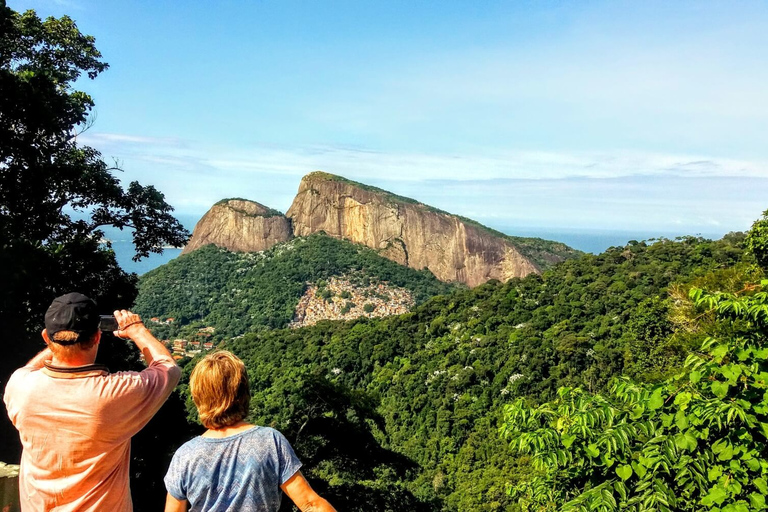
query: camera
[{"left": 99, "top": 315, "right": 119, "bottom": 332}]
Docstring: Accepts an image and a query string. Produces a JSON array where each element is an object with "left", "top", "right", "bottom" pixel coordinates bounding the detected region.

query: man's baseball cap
[{"left": 45, "top": 292, "right": 99, "bottom": 341}]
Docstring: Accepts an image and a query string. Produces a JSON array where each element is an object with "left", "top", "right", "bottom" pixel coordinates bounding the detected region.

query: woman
[{"left": 164, "top": 351, "right": 336, "bottom": 512}]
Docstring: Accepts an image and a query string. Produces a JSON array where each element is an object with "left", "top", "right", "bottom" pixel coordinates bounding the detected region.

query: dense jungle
[{"left": 2, "top": 4, "right": 767, "bottom": 511}]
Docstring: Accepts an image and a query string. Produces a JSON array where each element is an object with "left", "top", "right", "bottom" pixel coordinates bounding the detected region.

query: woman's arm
[
  {"left": 164, "top": 493, "right": 188, "bottom": 512},
  {"left": 281, "top": 471, "right": 336, "bottom": 512}
]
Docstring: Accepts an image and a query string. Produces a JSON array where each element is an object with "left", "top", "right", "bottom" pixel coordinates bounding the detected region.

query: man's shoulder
[
  {"left": 107, "top": 357, "right": 180, "bottom": 380},
  {"left": 4, "top": 366, "right": 41, "bottom": 393}
]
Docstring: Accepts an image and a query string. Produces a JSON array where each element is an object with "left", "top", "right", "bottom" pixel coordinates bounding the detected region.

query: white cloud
[
  {"left": 83, "top": 132, "right": 768, "bottom": 182},
  {"left": 76, "top": 131, "right": 766, "bottom": 235},
  {"left": 80, "top": 133, "right": 185, "bottom": 146}
]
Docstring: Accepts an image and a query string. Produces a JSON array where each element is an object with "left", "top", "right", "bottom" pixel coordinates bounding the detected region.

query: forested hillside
[
  {"left": 134, "top": 234, "right": 457, "bottom": 338},
  {"left": 6, "top": 4, "right": 765, "bottom": 512},
  {"left": 501, "top": 215, "right": 768, "bottom": 511},
  {"left": 173, "top": 232, "right": 752, "bottom": 511}
]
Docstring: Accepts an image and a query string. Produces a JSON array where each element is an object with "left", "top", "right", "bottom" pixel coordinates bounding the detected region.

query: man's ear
[
  {"left": 94, "top": 330, "right": 102, "bottom": 346},
  {"left": 42, "top": 329, "right": 52, "bottom": 345}
]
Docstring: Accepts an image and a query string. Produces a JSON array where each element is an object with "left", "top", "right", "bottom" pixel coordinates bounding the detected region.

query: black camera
[{"left": 99, "top": 315, "right": 119, "bottom": 332}]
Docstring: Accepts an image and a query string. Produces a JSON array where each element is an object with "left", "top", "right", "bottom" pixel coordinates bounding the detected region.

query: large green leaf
[
  {"left": 648, "top": 388, "right": 665, "bottom": 410},
  {"left": 711, "top": 381, "right": 730, "bottom": 399},
  {"left": 615, "top": 464, "right": 633, "bottom": 481}
]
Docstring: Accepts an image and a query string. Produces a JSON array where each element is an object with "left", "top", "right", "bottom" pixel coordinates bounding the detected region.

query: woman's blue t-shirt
[{"left": 164, "top": 426, "right": 302, "bottom": 512}]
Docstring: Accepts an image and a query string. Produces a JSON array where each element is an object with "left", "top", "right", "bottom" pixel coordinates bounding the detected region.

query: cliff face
[
  {"left": 286, "top": 173, "right": 542, "bottom": 287},
  {"left": 182, "top": 199, "right": 292, "bottom": 255}
]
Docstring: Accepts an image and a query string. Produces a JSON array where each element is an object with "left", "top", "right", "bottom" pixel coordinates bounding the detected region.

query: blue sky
[{"left": 11, "top": 0, "right": 768, "bottom": 236}]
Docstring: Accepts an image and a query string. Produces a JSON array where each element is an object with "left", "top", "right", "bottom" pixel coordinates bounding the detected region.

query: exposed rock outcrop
[
  {"left": 182, "top": 174, "right": 578, "bottom": 287},
  {"left": 286, "top": 172, "right": 563, "bottom": 287},
  {"left": 289, "top": 276, "right": 415, "bottom": 328},
  {"left": 182, "top": 199, "right": 292, "bottom": 255}
]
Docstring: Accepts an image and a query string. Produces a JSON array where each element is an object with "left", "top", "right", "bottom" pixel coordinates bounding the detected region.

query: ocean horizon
[{"left": 104, "top": 224, "right": 729, "bottom": 276}]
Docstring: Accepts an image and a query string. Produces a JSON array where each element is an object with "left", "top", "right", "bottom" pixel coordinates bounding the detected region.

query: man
[{"left": 3, "top": 292, "right": 181, "bottom": 511}]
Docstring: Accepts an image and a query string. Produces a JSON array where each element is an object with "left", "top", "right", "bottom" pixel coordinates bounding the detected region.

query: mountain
[
  {"left": 181, "top": 199, "right": 291, "bottom": 255},
  {"left": 182, "top": 172, "right": 580, "bottom": 287},
  {"left": 135, "top": 234, "right": 456, "bottom": 338},
  {"left": 216, "top": 233, "right": 750, "bottom": 511},
  {"left": 135, "top": 217, "right": 753, "bottom": 510}
]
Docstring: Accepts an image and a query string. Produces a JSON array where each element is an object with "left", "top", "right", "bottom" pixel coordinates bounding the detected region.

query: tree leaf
[
  {"left": 674, "top": 391, "right": 692, "bottom": 408},
  {"left": 711, "top": 381, "right": 729, "bottom": 399},
  {"left": 631, "top": 461, "right": 647, "bottom": 479},
  {"left": 616, "top": 464, "right": 633, "bottom": 481},
  {"left": 702, "top": 485, "right": 728, "bottom": 506},
  {"left": 648, "top": 388, "right": 665, "bottom": 410},
  {"left": 749, "top": 493, "right": 766, "bottom": 510}
]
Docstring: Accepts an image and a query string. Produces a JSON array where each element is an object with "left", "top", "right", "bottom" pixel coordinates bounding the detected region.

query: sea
[
  {"left": 105, "top": 222, "right": 727, "bottom": 276},
  {"left": 100, "top": 225, "right": 184, "bottom": 276}
]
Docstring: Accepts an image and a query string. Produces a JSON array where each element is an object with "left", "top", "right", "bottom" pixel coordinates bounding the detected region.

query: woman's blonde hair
[{"left": 190, "top": 351, "right": 251, "bottom": 429}]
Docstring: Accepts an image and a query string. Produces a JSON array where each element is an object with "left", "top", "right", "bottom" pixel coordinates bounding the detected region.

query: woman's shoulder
[
  {"left": 174, "top": 435, "right": 208, "bottom": 455},
  {"left": 167, "top": 436, "right": 209, "bottom": 472},
  {"left": 238, "top": 425, "right": 283, "bottom": 443}
]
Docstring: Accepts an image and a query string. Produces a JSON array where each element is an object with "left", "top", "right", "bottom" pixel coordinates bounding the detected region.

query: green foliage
[
  {"left": 135, "top": 234, "right": 456, "bottom": 337},
  {"left": 747, "top": 209, "right": 768, "bottom": 269},
  {"left": 0, "top": 4, "right": 189, "bottom": 506},
  {"left": 0, "top": 4, "right": 189, "bottom": 354},
  {"left": 193, "top": 234, "right": 747, "bottom": 511},
  {"left": 501, "top": 280, "right": 768, "bottom": 511}
]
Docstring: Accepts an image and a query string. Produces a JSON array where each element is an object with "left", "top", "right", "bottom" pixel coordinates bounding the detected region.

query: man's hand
[
  {"left": 113, "top": 310, "right": 147, "bottom": 340},
  {"left": 112, "top": 309, "right": 174, "bottom": 365}
]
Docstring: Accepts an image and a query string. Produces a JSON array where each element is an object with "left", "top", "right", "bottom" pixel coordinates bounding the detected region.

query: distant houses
[
  {"left": 167, "top": 328, "right": 217, "bottom": 358},
  {"left": 149, "top": 317, "right": 175, "bottom": 325}
]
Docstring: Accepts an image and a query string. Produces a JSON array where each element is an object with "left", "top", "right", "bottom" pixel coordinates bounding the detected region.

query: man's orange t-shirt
[{"left": 3, "top": 356, "right": 180, "bottom": 511}]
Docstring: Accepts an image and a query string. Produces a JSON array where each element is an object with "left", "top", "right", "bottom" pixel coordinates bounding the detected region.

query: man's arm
[
  {"left": 3, "top": 346, "right": 53, "bottom": 424},
  {"left": 164, "top": 493, "right": 188, "bottom": 512},
  {"left": 281, "top": 471, "right": 336, "bottom": 512},
  {"left": 113, "top": 310, "right": 174, "bottom": 365}
]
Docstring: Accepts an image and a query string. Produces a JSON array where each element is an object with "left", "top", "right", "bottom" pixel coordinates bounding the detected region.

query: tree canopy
[
  {"left": 0, "top": 3, "right": 189, "bottom": 467},
  {"left": 498, "top": 224, "right": 768, "bottom": 511},
  {"left": 170, "top": 233, "right": 748, "bottom": 510},
  {"left": 0, "top": 3, "right": 188, "bottom": 334}
]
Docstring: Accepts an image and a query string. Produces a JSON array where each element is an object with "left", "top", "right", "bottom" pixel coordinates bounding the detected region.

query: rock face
[
  {"left": 286, "top": 172, "right": 542, "bottom": 287},
  {"left": 182, "top": 199, "right": 292, "bottom": 255},
  {"left": 289, "top": 276, "right": 415, "bottom": 328}
]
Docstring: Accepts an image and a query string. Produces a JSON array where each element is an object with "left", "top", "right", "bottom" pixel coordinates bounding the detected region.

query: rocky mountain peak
[
  {"left": 285, "top": 172, "right": 577, "bottom": 287},
  {"left": 183, "top": 174, "right": 578, "bottom": 286},
  {"left": 181, "top": 198, "right": 292, "bottom": 255}
]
